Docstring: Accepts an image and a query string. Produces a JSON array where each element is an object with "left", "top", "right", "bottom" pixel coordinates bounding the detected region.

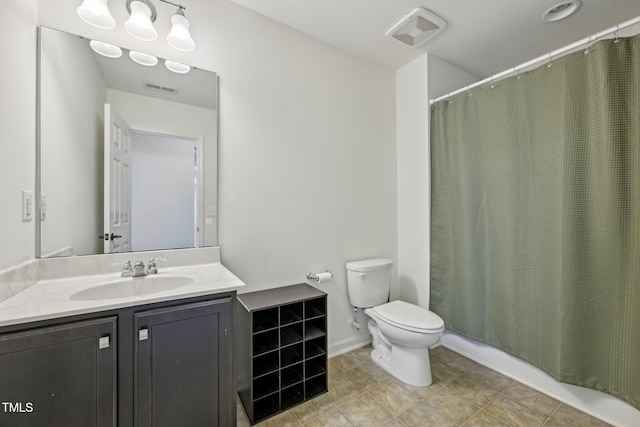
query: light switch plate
[
  {"left": 22, "top": 190, "right": 33, "bottom": 222},
  {"left": 40, "top": 194, "right": 47, "bottom": 221}
]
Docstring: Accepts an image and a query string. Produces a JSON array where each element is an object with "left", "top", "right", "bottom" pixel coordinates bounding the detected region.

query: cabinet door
[
  {"left": 0, "top": 317, "right": 117, "bottom": 427},
  {"left": 134, "top": 298, "right": 232, "bottom": 427}
]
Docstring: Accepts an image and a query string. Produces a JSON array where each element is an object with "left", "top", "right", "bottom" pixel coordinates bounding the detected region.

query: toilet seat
[{"left": 372, "top": 300, "right": 444, "bottom": 333}]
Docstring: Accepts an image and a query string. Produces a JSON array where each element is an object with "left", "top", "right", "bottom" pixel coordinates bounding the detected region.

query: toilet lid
[{"left": 373, "top": 300, "right": 444, "bottom": 333}]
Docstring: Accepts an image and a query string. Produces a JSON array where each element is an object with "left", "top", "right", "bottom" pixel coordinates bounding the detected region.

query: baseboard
[{"left": 328, "top": 334, "right": 371, "bottom": 358}]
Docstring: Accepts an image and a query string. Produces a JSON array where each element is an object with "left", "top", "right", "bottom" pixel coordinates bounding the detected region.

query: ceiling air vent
[
  {"left": 143, "top": 82, "right": 178, "bottom": 95},
  {"left": 386, "top": 7, "right": 447, "bottom": 48}
]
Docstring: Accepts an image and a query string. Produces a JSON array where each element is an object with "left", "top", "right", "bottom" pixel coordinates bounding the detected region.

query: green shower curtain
[{"left": 430, "top": 35, "right": 640, "bottom": 409}]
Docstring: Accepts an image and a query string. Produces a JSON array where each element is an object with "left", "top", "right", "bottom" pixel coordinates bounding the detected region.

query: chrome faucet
[
  {"left": 147, "top": 257, "right": 167, "bottom": 275},
  {"left": 120, "top": 260, "right": 133, "bottom": 277},
  {"left": 132, "top": 261, "right": 147, "bottom": 277}
]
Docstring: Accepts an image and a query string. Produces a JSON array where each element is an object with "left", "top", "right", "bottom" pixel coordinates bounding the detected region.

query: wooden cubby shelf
[{"left": 236, "top": 283, "right": 328, "bottom": 425}]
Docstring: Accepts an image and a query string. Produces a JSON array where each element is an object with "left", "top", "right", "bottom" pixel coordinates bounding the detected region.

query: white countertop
[{"left": 0, "top": 262, "right": 245, "bottom": 328}]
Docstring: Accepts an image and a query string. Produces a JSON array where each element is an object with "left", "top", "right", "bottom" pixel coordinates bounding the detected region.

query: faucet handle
[
  {"left": 111, "top": 260, "right": 133, "bottom": 277},
  {"left": 147, "top": 257, "right": 168, "bottom": 274}
]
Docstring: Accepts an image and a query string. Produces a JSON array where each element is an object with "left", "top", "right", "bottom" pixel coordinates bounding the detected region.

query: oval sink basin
[{"left": 70, "top": 274, "right": 195, "bottom": 301}]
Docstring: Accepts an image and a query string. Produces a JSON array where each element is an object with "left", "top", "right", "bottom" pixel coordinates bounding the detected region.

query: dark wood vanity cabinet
[
  {"left": 0, "top": 317, "right": 118, "bottom": 427},
  {"left": 236, "top": 283, "right": 328, "bottom": 424},
  {"left": 0, "top": 292, "right": 235, "bottom": 427},
  {"left": 134, "top": 298, "right": 232, "bottom": 427}
]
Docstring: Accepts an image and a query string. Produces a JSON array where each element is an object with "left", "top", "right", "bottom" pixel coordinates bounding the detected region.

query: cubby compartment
[
  {"left": 281, "top": 342, "right": 303, "bottom": 368},
  {"left": 304, "top": 317, "right": 326, "bottom": 340},
  {"left": 253, "top": 350, "right": 279, "bottom": 378},
  {"left": 305, "top": 354, "right": 326, "bottom": 378},
  {"left": 280, "top": 322, "right": 303, "bottom": 347},
  {"left": 253, "top": 394, "right": 279, "bottom": 423},
  {"left": 305, "top": 298, "right": 325, "bottom": 319},
  {"left": 281, "top": 363, "right": 303, "bottom": 388},
  {"left": 280, "top": 302, "right": 303, "bottom": 325},
  {"left": 305, "top": 336, "right": 326, "bottom": 359},
  {"left": 281, "top": 383, "right": 304, "bottom": 410},
  {"left": 305, "top": 375, "right": 327, "bottom": 399},
  {"left": 253, "top": 307, "right": 279, "bottom": 332},
  {"left": 237, "top": 283, "right": 328, "bottom": 425},
  {"left": 253, "top": 371, "right": 279, "bottom": 400},
  {"left": 253, "top": 329, "right": 279, "bottom": 356}
]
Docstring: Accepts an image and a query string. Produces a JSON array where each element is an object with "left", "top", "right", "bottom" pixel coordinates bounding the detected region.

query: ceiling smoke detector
[
  {"left": 542, "top": 0, "right": 582, "bottom": 23},
  {"left": 385, "top": 8, "right": 447, "bottom": 48}
]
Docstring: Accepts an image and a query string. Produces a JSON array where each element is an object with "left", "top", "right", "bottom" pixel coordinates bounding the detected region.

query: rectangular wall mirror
[{"left": 37, "top": 26, "right": 218, "bottom": 258}]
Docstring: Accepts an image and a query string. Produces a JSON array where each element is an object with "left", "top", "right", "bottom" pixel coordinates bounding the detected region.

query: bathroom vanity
[{"left": 0, "top": 258, "right": 243, "bottom": 427}]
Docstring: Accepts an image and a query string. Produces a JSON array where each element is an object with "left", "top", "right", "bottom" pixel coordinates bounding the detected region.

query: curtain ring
[
  {"left": 490, "top": 77, "right": 495, "bottom": 89},
  {"left": 584, "top": 36, "right": 591, "bottom": 54},
  {"left": 515, "top": 69, "right": 521, "bottom": 80},
  {"left": 546, "top": 54, "right": 553, "bottom": 68},
  {"left": 614, "top": 26, "right": 620, "bottom": 44}
]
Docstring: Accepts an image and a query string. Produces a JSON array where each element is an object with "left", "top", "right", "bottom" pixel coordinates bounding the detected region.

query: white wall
[
  {"left": 395, "top": 54, "right": 477, "bottom": 309},
  {"left": 131, "top": 132, "right": 196, "bottom": 252},
  {"left": 40, "top": 27, "right": 106, "bottom": 257},
  {"left": 0, "top": 0, "right": 37, "bottom": 270},
  {"left": 395, "top": 55, "right": 430, "bottom": 307},
  {"left": 38, "top": 0, "right": 397, "bottom": 355}
]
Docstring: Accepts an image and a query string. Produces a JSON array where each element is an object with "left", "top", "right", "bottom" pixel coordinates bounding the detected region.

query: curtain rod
[{"left": 429, "top": 15, "right": 640, "bottom": 105}]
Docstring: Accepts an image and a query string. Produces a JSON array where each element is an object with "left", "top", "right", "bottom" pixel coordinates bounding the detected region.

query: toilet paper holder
[{"left": 306, "top": 271, "right": 333, "bottom": 283}]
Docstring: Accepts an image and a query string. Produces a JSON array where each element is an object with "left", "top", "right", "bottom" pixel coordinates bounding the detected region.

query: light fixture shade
[
  {"left": 77, "top": 0, "right": 116, "bottom": 29},
  {"left": 125, "top": 1, "right": 158, "bottom": 41},
  {"left": 165, "top": 60, "right": 190, "bottom": 74},
  {"left": 129, "top": 50, "right": 158, "bottom": 66},
  {"left": 89, "top": 40, "right": 123, "bottom": 58},
  {"left": 167, "top": 10, "right": 195, "bottom": 51}
]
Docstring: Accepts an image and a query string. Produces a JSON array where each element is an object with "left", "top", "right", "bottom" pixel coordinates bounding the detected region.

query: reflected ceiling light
[
  {"left": 542, "top": 0, "right": 582, "bottom": 22},
  {"left": 89, "top": 40, "right": 123, "bottom": 57},
  {"left": 165, "top": 60, "right": 190, "bottom": 74},
  {"left": 125, "top": 0, "right": 158, "bottom": 41},
  {"left": 129, "top": 50, "right": 159, "bottom": 66},
  {"left": 77, "top": 0, "right": 116, "bottom": 29},
  {"left": 166, "top": 8, "right": 195, "bottom": 51}
]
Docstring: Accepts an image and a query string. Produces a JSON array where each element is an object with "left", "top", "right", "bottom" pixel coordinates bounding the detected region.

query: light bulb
[
  {"left": 167, "top": 9, "right": 195, "bottom": 51},
  {"left": 77, "top": 0, "right": 116, "bottom": 29},
  {"left": 125, "top": 1, "right": 158, "bottom": 41}
]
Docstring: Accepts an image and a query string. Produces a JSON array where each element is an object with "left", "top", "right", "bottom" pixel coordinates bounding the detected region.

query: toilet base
[{"left": 370, "top": 345, "right": 434, "bottom": 387}]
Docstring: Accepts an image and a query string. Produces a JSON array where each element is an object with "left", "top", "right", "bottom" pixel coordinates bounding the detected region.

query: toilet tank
[{"left": 346, "top": 258, "right": 393, "bottom": 308}]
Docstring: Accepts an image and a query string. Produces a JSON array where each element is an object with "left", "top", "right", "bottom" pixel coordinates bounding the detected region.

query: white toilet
[{"left": 346, "top": 258, "right": 444, "bottom": 387}]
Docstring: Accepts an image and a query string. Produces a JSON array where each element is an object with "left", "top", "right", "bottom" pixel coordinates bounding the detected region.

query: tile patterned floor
[{"left": 237, "top": 345, "right": 611, "bottom": 427}]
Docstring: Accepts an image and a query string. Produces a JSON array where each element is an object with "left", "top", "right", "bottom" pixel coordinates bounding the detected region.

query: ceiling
[{"left": 228, "top": 0, "right": 640, "bottom": 78}]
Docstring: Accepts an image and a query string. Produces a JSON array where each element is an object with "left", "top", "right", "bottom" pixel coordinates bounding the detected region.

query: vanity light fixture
[
  {"left": 89, "top": 40, "right": 123, "bottom": 58},
  {"left": 77, "top": 0, "right": 116, "bottom": 29},
  {"left": 125, "top": 0, "right": 158, "bottom": 41},
  {"left": 166, "top": 8, "right": 195, "bottom": 51},
  {"left": 129, "top": 50, "right": 159, "bottom": 66},
  {"left": 165, "top": 59, "right": 190, "bottom": 74},
  {"left": 77, "top": 0, "right": 195, "bottom": 51}
]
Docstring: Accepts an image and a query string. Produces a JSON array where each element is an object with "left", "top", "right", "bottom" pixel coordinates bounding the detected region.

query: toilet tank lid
[
  {"left": 373, "top": 300, "right": 444, "bottom": 331},
  {"left": 346, "top": 258, "right": 393, "bottom": 272}
]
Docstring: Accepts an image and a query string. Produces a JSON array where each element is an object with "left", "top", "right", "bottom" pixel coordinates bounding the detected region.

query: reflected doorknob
[{"left": 98, "top": 233, "right": 123, "bottom": 240}]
